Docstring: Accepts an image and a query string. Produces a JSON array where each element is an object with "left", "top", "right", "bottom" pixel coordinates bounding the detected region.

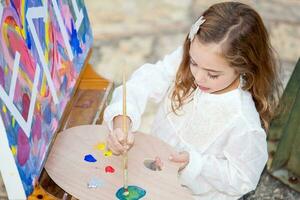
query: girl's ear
[
  {"left": 232, "top": 70, "right": 238, "bottom": 77},
  {"left": 233, "top": 68, "right": 239, "bottom": 75}
]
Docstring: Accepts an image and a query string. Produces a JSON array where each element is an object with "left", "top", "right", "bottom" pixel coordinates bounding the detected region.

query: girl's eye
[
  {"left": 189, "top": 59, "right": 197, "bottom": 66},
  {"left": 208, "top": 73, "right": 219, "bottom": 79}
]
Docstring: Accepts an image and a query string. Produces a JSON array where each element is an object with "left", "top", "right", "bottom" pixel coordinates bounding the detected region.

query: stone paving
[{"left": 87, "top": 0, "right": 300, "bottom": 199}]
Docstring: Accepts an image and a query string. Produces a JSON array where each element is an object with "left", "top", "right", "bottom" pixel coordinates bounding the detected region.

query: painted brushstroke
[
  {"left": 116, "top": 186, "right": 146, "bottom": 200},
  {"left": 87, "top": 177, "right": 104, "bottom": 189}
]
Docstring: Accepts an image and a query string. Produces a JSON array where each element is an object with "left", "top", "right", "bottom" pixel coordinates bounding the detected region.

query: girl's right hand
[{"left": 107, "top": 115, "right": 134, "bottom": 155}]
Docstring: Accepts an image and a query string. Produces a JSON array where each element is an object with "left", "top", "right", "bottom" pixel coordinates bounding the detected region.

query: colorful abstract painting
[{"left": 0, "top": 0, "right": 93, "bottom": 198}]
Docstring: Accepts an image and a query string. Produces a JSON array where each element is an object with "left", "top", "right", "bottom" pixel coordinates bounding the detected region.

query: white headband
[{"left": 188, "top": 16, "right": 206, "bottom": 42}]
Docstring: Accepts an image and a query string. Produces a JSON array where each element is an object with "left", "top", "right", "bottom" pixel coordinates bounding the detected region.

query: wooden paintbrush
[{"left": 122, "top": 70, "right": 129, "bottom": 196}]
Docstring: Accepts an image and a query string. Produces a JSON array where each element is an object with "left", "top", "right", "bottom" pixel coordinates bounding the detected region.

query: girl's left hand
[{"left": 169, "top": 151, "right": 190, "bottom": 171}]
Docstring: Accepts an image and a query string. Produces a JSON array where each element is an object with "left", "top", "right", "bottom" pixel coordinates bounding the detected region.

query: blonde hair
[{"left": 171, "top": 2, "right": 282, "bottom": 131}]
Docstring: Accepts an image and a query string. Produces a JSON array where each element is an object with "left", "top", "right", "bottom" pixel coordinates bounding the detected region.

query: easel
[{"left": 0, "top": 1, "right": 102, "bottom": 199}]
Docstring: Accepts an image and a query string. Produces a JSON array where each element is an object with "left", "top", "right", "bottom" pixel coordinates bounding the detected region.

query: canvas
[{"left": 0, "top": 0, "right": 93, "bottom": 198}]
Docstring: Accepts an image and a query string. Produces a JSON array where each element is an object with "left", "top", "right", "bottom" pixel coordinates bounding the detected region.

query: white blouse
[{"left": 103, "top": 46, "right": 268, "bottom": 200}]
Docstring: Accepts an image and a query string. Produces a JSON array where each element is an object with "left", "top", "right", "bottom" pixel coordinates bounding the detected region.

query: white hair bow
[{"left": 188, "top": 16, "right": 206, "bottom": 42}]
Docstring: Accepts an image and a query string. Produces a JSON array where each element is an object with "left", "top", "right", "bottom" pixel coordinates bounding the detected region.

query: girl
[{"left": 103, "top": 2, "right": 282, "bottom": 199}]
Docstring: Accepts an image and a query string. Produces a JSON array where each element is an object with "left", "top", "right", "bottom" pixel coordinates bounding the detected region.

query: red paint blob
[{"left": 105, "top": 166, "right": 115, "bottom": 173}]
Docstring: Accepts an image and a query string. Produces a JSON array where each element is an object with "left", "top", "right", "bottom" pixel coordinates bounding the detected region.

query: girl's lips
[{"left": 198, "top": 85, "right": 210, "bottom": 91}]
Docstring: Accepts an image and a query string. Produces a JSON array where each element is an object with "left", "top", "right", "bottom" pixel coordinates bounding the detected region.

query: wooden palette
[{"left": 45, "top": 125, "right": 193, "bottom": 199}]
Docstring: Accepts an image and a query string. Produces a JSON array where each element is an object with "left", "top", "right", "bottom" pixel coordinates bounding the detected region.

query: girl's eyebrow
[{"left": 189, "top": 55, "right": 223, "bottom": 73}]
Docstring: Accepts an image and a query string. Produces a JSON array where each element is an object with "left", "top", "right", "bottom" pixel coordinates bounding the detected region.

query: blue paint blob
[
  {"left": 84, "top": 154, "right": 97, "bottom": 162},
  {"left": 116, "top": 185, "right": 146, "bottom": 200},
  {"left": 69, "top": 20, "right": 83, "bottom": 55}
]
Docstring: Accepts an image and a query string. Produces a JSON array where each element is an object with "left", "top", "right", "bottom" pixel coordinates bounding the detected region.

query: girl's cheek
[{"left": 190, "top": 67, "right": 196, "bottom": 77}]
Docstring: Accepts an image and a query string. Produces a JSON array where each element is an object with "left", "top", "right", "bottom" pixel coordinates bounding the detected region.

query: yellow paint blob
[
  {"left": 95, "top": 142, "right": 106, "bottom": 151},
  {"left": 104, "top": 150, "right": 112, "bottom": 157}
]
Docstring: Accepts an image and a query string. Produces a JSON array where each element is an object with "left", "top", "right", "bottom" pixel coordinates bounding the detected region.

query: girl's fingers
[
  {"left": 155, "top": 156, "right": 163, "bottom": 168},
  {"left": 108, "top": 132, "right": 125, "bottom": 153},
  {"left": 127, "top": 132, "right": 134, "bottom": 146},
  {"left": 107, "top": 134, "right": 120, "bottom": 154},
  {"left": 169, "top": 152, "right": 190, "bottom": 171},
  {"left": 169, "top": 152, "right": 189, "bottom": 163},
  {"left": 107, "top": 129, "right": 135, "bottom": 155},
  {"left": 116, "top": 128, "right": 134, "bottom": 144},
  {"left": 107, "top": 138, "right": 121, "bottom": 155},
  {"left": 117, "top": 129, "right": 134, "bottom": 150},
  {"left": 111, "top": 132, "right": 126, "bottom": 151},
  {"left": 116, "top": 128, "right": 125, "bottom": 144}
]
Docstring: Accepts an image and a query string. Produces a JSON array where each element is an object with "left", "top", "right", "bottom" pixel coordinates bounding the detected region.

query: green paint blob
[{"left": 116, "top": 185, "right": 146, "bottom": 200}]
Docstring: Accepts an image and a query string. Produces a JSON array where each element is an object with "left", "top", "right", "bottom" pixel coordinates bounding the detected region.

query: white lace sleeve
[{"left": 103, "top": 46, "right": 183, "bottom": 131}]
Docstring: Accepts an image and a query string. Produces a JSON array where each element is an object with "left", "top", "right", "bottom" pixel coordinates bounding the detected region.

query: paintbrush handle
[
  {"left": 122, "top": 70, "right": 129, "bottom": 191},
  {"left": 122, "top": 72, "right": 128, "bottom": 139}
]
